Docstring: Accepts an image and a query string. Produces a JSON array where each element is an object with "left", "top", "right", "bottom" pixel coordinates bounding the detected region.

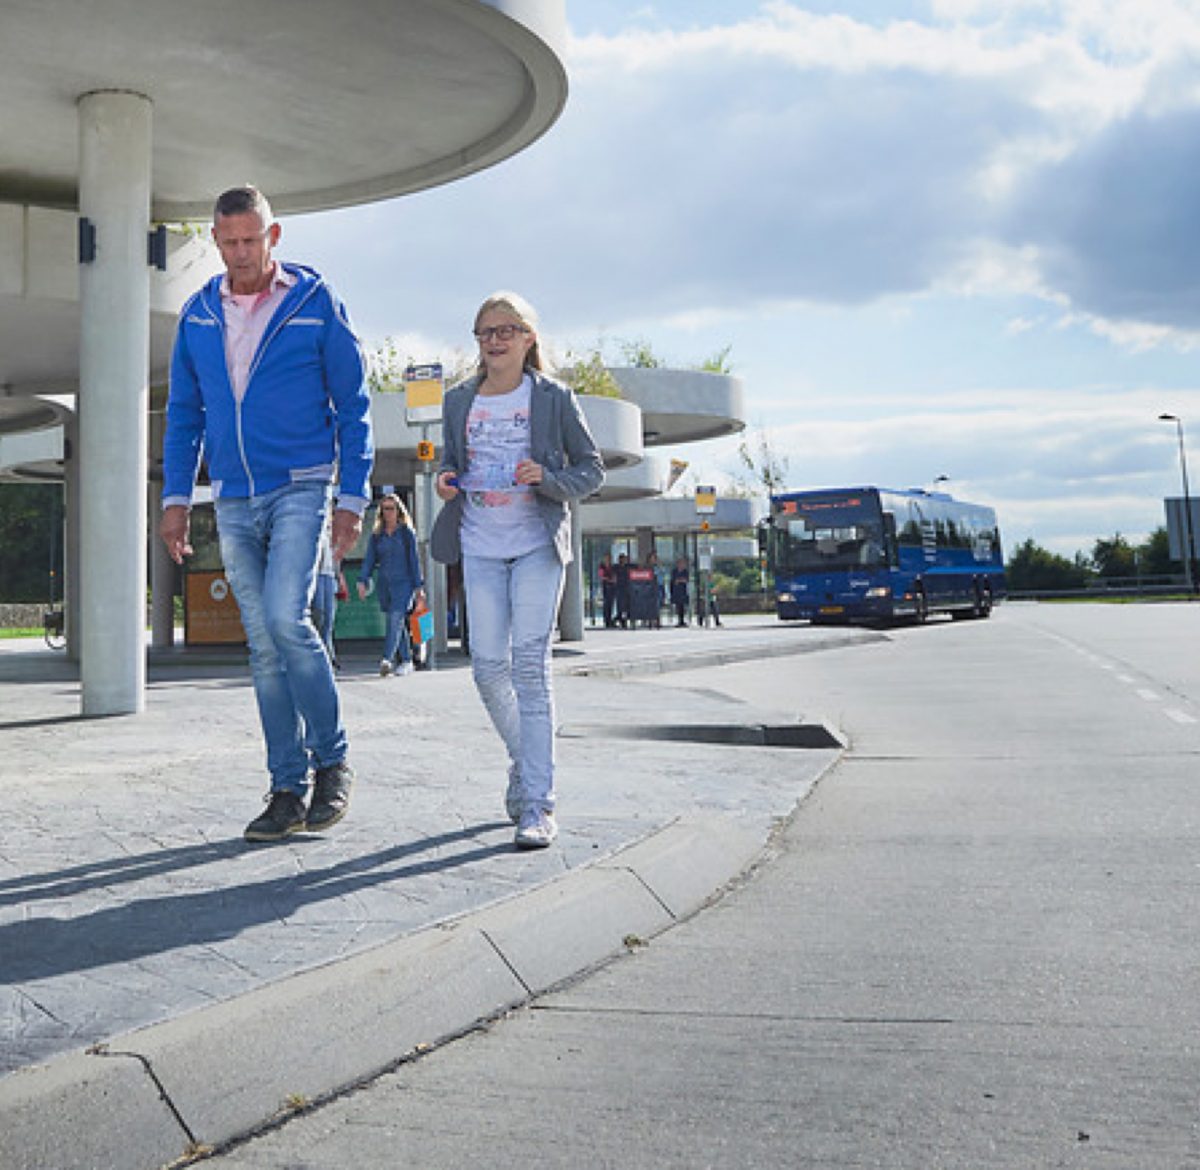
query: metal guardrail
[{"left": 1008, "top": 575, "right": 1194, "bottom": 601}]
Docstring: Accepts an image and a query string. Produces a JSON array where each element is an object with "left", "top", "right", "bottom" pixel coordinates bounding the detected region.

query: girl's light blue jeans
[
  {"left": 463, "top": 544, "right": 564, "bottom": 816},
  {"left": 215, "top": 482, "right": 348, "bottom": 795}
]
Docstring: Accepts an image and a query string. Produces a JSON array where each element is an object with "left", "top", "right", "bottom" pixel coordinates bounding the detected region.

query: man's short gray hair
[{"left": 213, "top": 186, "right": 274, "bottom": 225}]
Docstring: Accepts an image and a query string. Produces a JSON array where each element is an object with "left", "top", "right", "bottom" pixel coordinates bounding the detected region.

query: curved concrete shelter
[{"left": 0, "top": 0, "right": 568, "bottom": 715}]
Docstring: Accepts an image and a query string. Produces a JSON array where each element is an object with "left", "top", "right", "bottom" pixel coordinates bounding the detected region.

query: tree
[
  {"left": 1005, "top": 538, "right": 1090, "bottom": 591},
  {"left": 618, "top": 337, "right": 662, "bottom": 368},
  {"left": 695, "top": 345, "right": 733, "bottom": 374},
  {"left": 1137, "top": 526, "right": 1178, "bottom": 577},
  {"left": 1091, "top": 534, "right": 1137, "bottom": 579},
  {"left": 0, "top": 483, "right": 64, "bottom": 602},
  {"left": 562, "top": 349, "right": 623, "bottom": 397},
  {"left": 735, "top": 427, "right": 790, "bottom": 497},
  {"left": 365, "top": 337, "right": 470, "bottom": 395}
]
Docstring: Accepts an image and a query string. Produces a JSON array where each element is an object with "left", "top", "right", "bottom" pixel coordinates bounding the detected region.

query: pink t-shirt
[{"left": 220, "top": 265, "right": 296, "bottom": 402}]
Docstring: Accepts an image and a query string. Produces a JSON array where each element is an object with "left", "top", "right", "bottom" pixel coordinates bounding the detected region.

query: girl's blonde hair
[
  {"left": 473, "top": 290, "right": 547, "bottom": 378},
  {"left": 372, "top": 492, "right": 412, "bottom": 534}
]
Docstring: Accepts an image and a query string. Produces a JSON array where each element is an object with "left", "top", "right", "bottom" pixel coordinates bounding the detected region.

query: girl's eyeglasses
[{"left": 474, "top": 324, "right": 529, "bottom": 342}]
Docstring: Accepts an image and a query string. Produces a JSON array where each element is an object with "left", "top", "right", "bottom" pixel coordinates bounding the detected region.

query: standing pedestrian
[
  {"left": 645, "top": 549, "right": 664, "bottom": 629},
  {"left": 670, "top": 556, "right": 690, "bottom": 626},
  {"left": 431, "top": 290, "right": 604, "bottom": 849},
  {"left": 598, "top": 552, "right": 617, "bottom": 628},
  {"left": 159, "top": 185, "right": 373, "bottom": 843},
  {"left": 615, "top": 552, "right": 632, "bottom": 628},
  {"left": 357, "top": 493, "right": 425, "bottom": 677}
]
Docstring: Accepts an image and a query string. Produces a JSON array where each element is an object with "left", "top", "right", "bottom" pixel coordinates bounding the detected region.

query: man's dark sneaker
[
  {"left": 307, "top": 761, "right": 355, "bottom": 832},
  {"left": 244, "top": 791, "right": 308, "bottom": 843}
]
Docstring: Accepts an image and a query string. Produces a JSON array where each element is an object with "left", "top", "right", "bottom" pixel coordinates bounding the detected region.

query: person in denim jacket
[
  {"left": 357, "top": 493, "right": 425, "bottom": 677},
  {"left": 432, "top": 291, "right": 604, "bottom": 849}
]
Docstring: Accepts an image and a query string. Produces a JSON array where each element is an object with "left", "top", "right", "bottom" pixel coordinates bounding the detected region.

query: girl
[{"left": 432, "top": 292, "right": 604, "bottom": 848}]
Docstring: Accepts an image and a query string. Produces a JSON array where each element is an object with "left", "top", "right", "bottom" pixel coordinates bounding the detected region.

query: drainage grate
[{"left": 560, "top": 722, "right": 844, "bottom": 749}]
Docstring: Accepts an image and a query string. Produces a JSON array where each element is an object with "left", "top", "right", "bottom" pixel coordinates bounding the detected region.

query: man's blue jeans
[
  {"left": 311, "top": 573, "right": 337, "bottom": 661},
  {"left": 216, "top": 482, "right": 348, "bottom": 795},
  {"left": 463, "top": 544, "right": 564, "bottom": 815}
]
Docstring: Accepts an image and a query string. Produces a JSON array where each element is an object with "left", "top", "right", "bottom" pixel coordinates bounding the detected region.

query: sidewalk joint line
[
  {"left": 87, "top": 1044, "right": 197, "bottom": 1146},
  {"left": 617, "top": 866, "right": 677, "bottom": 920},
  {"left": 478, "top": 928, "right": 533, "bottom": 996}
]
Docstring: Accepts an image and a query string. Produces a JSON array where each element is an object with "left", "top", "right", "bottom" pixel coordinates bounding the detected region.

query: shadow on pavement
[{"left": 0, "top": 821, "right": 511, "bottom": 985}]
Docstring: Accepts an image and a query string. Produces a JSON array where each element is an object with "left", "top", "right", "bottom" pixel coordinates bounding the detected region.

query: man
[{"left": 160, "top": 186, "right": 373, "bottom": 842}]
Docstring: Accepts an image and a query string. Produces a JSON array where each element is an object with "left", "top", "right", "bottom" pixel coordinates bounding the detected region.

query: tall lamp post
[{"left": 1159, "top": 413, "right": 1196, "bottom": 593}]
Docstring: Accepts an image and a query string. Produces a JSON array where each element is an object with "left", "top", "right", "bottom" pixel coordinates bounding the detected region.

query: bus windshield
[{"left": 773, "top": 495, "right": 886, "bottom": 571}]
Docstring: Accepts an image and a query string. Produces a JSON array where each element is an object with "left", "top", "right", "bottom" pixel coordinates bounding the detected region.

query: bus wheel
[
  {"left": 912, "top": 587, "right": 928, "bottom": 625},
  {"left": 976, "top": 585, "right": 993, "bottom": 619}
]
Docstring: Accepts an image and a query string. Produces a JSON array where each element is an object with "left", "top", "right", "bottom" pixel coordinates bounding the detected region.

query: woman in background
[{"left": 357, "top": 493, "right": 424, "bottom": 676}]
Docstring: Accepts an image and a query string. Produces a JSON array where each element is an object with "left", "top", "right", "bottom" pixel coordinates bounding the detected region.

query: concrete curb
[
  {"left": 565, "top": 629, "right": 885, "bottom": 678},
  {"left": 0, "top": 812, "right": 790, "bottom": 1170}
]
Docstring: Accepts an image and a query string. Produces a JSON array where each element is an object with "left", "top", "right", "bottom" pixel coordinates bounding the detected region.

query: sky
[{"left": 284, "top": 0, "right": 1200, "bottom": 560}]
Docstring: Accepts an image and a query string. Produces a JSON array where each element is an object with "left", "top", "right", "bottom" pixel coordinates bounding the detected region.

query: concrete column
[
  {"left": 148, "top": 411, "right": 174, "bottom": 649},
  {"left": 64, "top": 412, "right": 81, "bottom": 662},
  {"left": 149, "top": 485, "right": 176, "bottom": 649},
  {"left": 559, "top": 499, "right": 584, "bottom": 642},
  {"left": 77, "top": 91, "right": 152, "bottom": 715}
]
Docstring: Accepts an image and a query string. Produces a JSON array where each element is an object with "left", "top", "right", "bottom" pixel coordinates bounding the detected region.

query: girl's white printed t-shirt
[{"left": 459, "top": 376, "right": 549, "bottom": 559}]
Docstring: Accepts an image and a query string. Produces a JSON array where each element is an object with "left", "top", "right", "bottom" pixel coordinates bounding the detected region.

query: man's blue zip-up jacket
[{"left": 162, "top": 263, "right": 373, "bottom": 507}]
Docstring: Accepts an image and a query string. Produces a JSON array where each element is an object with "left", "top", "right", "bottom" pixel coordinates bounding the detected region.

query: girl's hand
[
  {"left": 356, "top": 581, "right": 368, "bottom": 600},
  {"left": 514, "top": 459, "right": 543, "bottom": 486},
  {"left": 436, "top": 471, "right": 460, "bottom": 501}
]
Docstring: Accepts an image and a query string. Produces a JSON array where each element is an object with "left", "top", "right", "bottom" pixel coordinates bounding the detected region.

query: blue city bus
[{"left": 767, "top": 487, "right": 1005, "bottom": 624}]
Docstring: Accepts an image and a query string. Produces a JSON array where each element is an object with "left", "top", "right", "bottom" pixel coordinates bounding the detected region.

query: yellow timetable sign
[
  {"left": 404, "top": 362, "right": 444, "bottom": 423},
  {"left": 695, "top": 484, "right": 717, "bottom": 514}
]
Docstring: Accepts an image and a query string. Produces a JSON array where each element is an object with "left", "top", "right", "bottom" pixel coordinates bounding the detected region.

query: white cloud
[{"left": 279, "top": 2, "right": 1200, "bottom": 559}]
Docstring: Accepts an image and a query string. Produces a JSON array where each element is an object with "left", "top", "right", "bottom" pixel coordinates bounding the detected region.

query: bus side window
[{"left": 882, "top": 512, "right": 899, "bottom": 566}]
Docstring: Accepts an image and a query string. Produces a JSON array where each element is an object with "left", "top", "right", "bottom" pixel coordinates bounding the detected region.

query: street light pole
[{"left": 1159, "top": 413, "right": 1196, "bottom": 593}]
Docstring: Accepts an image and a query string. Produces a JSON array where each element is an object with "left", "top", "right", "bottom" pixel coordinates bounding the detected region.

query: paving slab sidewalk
[{"left": 0, "top": 616, "right": 871, "bottom": 1170}]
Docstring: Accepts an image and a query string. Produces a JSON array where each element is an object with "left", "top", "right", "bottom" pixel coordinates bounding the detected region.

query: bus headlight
[
  {"left": 778, "top": 592, "right": 795, "bottom": 603},
  {"left": 864, "top": 586, "right": 891, "bottom": 599}
]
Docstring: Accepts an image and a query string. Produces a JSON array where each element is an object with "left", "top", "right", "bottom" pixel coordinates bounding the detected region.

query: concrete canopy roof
[
  {"left": 608, "top": 367, "right": 746, "bottom": 447},
  {"left": 0, "top": 206, "right": 222, "bottom": 403},
  {"left": 0, "top": 0, "right": 567, "bottom": 219},
  {"left": 0, "top": 393, "right": 72, "bottom": 438}
]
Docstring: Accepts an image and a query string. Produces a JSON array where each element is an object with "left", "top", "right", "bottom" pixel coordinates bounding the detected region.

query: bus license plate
[{"left": 819, "top": 605, "right": 844, "bottom": 615}]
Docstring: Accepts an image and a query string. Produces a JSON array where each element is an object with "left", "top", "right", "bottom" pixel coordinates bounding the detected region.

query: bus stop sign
[{"left": 404, "top": 363, "right": 444, "bottom": 424}]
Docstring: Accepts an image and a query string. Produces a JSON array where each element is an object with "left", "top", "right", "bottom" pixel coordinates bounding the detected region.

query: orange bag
[{"left": 408, "top": 602, "right": 433, "bottom": 646}]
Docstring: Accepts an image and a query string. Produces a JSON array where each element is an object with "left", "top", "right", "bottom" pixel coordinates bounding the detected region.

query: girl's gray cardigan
[{"left": 430, "top": 371, "right": 605, "bottom": 566}]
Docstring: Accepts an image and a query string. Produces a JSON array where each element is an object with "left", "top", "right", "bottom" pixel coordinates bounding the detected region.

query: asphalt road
[{"left": 203, "top": 602, "right": 1200, "bottom": 1169}]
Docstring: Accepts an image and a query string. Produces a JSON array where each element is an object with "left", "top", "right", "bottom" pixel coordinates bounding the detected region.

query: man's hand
[
  {"left": 160, "top": 505, "right": 193, "bottom": 564},
  {"left": 332, "top": 508, "right": 363, "bottom": 561}
]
